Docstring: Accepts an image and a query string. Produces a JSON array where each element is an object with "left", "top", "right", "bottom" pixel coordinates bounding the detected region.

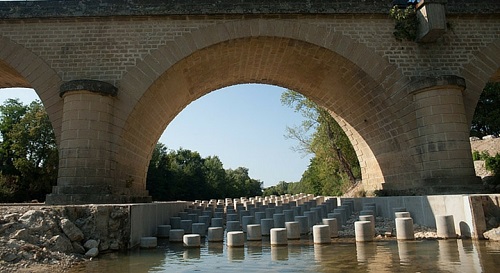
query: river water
[{"left": 70, "top": 237, "right": 500, "bottom": 273}]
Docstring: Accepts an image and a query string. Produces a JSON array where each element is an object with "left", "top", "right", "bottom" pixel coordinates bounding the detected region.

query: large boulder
[
  {"left": 19, "top": 210, "right": 58, "bottom": 234},
  {"left": 49, "top": 235, "right": 74, "bottom": 253},
  {"left": 483, "top": 227, "right": 500, "bottom": 241},
  {"left": 85, "top": 247, "right": 99, "bottom": 258},
  {"left": 83, "top": 239, "right": 99, "bottom": 250},
  {"left": 59, "top": 218, "right": 84, "bottom": 242}
]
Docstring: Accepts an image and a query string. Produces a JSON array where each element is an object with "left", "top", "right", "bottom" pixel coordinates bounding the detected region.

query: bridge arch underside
[
  {"left": 117, "top": 36, "right": 417, "bottom": 197},
  {"left": 0, "top": 39, "right": 64, "bottom": 144}
]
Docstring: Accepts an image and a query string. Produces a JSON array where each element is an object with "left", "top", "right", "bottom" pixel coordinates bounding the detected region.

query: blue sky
[{"left": 0, "top": 84, "right": 313, "bottom": 188}]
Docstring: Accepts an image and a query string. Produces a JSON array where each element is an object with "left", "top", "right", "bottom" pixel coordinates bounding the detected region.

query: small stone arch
[
  {"left": 115, "top": 19, "right": 414, "bottom": 194},
  {"left": 0, "top": 36, "right": 64, "bottom": 143}
]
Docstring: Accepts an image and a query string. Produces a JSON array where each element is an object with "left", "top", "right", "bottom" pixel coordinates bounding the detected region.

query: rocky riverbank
[{"left": 0, "top": 204, "right": 130, "bottom": 273}]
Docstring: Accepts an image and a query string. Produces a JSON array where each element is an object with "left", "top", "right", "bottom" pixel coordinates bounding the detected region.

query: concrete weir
[{"left": 36, "top": 194, "right": 498, "bottom": 251}]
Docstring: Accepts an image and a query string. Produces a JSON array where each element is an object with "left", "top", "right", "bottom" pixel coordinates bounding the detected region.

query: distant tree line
[{"left": 146, "top": 144, "right": 263, "bottom": 201}]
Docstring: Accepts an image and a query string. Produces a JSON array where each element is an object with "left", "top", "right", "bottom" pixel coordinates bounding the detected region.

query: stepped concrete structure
[{"left": 0, "top": 0, "right": 499, "bottom": 204}]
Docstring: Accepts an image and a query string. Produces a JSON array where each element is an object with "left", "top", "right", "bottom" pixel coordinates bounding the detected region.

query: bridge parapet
[{"left": 0, "top": 0, "right": 498, "bottom": 19}]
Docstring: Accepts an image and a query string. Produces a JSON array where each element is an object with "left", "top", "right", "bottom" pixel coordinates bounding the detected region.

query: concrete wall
[
  {"left": 129, "top": 201, "right": 190, "bottom": 248},
  {"left": 336, "top": 195, "right": 494, "bottom": 239}
]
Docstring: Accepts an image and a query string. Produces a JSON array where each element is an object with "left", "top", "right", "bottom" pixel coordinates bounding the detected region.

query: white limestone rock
[
  {"left": 484, "top": 227, "right": 500, "bottom": 241},
  {"left": 60, "top": 218, "right": 84, "bottom": 242}
]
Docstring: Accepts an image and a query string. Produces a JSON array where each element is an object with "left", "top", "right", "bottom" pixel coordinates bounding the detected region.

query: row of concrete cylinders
[
  {"left": 141, "top": 221, "right": 338, "bottom": 248},
  {"left": 356, "top": 211, "right": 458, "bottom": 242},
  {"left": 141, "top": 198, "right": 342, "bottom": 248},
  {"left": 140, "top": 199, "right": 459, "bottom": 248},
  {"left": 192, "top": 193, "right": 319, "bottom": 209}
]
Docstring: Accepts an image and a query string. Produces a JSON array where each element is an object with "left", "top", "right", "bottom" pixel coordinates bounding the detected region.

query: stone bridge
[{"left": 0, "top": 0, "right": 499, "bottom": 204}]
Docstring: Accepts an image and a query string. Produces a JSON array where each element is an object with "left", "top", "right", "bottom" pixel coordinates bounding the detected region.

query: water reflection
[
  {"left": 356, "top": 242, "right": 377, "bottom": 263},
  {"left": 271, "top": 246, "right": 288, "bottom": 261},
  {"left": 227, "top": 246, "right": 245, "bottom": 261},
  {"left": 397, "top": 241, "right": 415, "bottom": 265},
  {"left": 183, "top": 247, "right": 201, "bottom": 259},
  {"left": 69, "top": 239, "right": 500, "bottom": 273},
  {"left": 207, "top": 242, "right": 224, "bottom": 255}
]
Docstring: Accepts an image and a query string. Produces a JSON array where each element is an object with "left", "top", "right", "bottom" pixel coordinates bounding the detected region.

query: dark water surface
[{"left": 70, "top": 238, "right": 500, "bottom": 273}]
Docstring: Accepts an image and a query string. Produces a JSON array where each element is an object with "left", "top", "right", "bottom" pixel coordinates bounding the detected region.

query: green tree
[
  {"left": 471, "top": 82, "right": 500, "bottom": 137},
  {"left": 203, "top": 155, "right": 227, "bottom": 198},
  {"left": 281, "top": 90, "right": 360, "bottom": 196},
  {"left": 0, "top": 99, "right": 58, "bottom": 202},
  {"left": 146, "top": 145, "right": 263, "bottom": 201}
]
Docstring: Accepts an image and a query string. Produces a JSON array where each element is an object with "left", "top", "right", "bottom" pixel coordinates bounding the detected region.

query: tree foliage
[
  {"left": 279, "top": 90, "right": 360, "bottom": 196},
  {"left": 0, "top": 99, "right": 58, "bottom": 202},
  {"left": 471, "top": 82, "right": 500, "bottom": 137},
  {"left": 262, "top": 180, "right": 302, "bottom": 196},
  {"left": 146, "top": 144, "right": 263, "bottom": 201}
]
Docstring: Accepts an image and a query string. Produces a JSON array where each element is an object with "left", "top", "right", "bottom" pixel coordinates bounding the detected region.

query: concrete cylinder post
[
  {"left": 226, "top": 221, "right": 241, "bottom": 232},
  {"left": 355, "top": 221, "right": 373, "bottom": 242},
  {"left": 211, "top": 218, "right": 223, "bottom": 228},
  {"left": 359, "top": 210, "right": 374, "bottom": 216},
  {"left": 199, "top": 215, "right": 210, "bottom": 227},
  {"left": 392, "top": 207, "right": 407, "bottom": 220},
  {"left": 157, "top": 225, "right": 171, "bottom": 238},
  {"left": 169, "top": 229, "right": 185, "bottom": 242},
  {"left": 340, "top": 205, "right": 351, "bottom": 217},
  {"left": 359, "top": 215, "right": 375, "bottom": 235},
  {"left": 436, "top": 215, "right": 457, "bottom": 239},
  {"left": 207, "top": 227, "right": 224, "bottom": 242},
  {"left": 270, "top": 228, "right": 288, "bottom": 246},
  {"left": 183, "top": 234, "right": 201, "bottom": 248},
  {"left": 313, "top": 225, "right": 331, "bottom": 244},
  {"left": 255, "top": 211, "right": 266, "bottom": 224},
  {"left": 322, "top": 218, "right": 339, "bottom": 238},
  {"left": 283, "top": 210, "right": 295, "bottom": 222},
  {"left": 395, "top": 212, "right": 411, "bottom": 218},
  {"left": 188, "top": 213, "right": 198, "bottom": 223},
  {"left": 170, "top": 217, "right": 181, "bottom": 229},
  {"left": 140, "top": 237, "right": 157, "bottom": 248},
  {"left": 285, "top": 221, "right": 301, "bottom": 240},
  {"left": 227, "top": 214, "right": 238, "bottom": 222},
  {"left": 247, "top": 224, "right": 262, "bottom": 241},
  {"left": 227, "top": 231, "right": 245, "bottom": 247},
  {"left": 180, "top": 220, "right": 193, "bottom": 234},
  {"left": 265, "top": 208, "right": 276, "bottom": 218},
  {"left": 333, "top": 208, "right": 347, "bottom": 225},
  {"left": 273, "top": 213, "right": 285, "bottom": 228},
  {"left": 304, "top": 211, "right": 316, "bottom": 227},
  {"left": 178, "top": 212, "right": 188, "bottom": 220},
  {"left": 192, "top": 223, "right": 206, "bottom": 237},
  {"left": 294, "top": 216, "right": 309, "bottom": 234},
  {"left": 242, "top": 216, "right": 255, "bottom": 233},
  {"left": 328, "top": 212, "right": 343, "bottom": 231},
  {"left": 261, "top": 218, "right": 274, "bottom": 236},
  {"left": 395, "top": 217, "right": 415, "bottom": 240}
]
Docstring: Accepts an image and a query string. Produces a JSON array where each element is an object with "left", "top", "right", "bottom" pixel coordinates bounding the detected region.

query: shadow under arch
[
  {"left": 0, "top": 36, "right": 64, "bottom": 144},
  {"left": 460, "top": 38, "right": 500, "bottom": 126},
  {"left": 116, "top": 19, "right": 414, "bottom": 194}
]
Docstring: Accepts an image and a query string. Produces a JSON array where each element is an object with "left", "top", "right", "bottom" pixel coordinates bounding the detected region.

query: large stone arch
[
  {"left": 115, "top": 19, "right": 414, "bottom": 195},
  {"left": 460, "top": 38, "right": 500, "bottom": 125},
  {"left": 0, "top": 36, "right": 64, "bottom": 143}
]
